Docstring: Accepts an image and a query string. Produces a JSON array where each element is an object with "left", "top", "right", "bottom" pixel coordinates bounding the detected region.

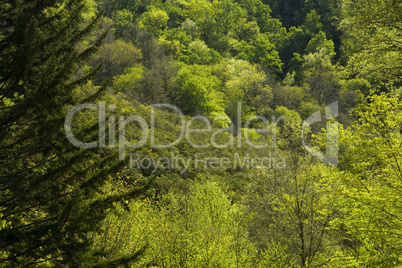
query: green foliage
[
  {"left": 181, "top": 0, "right": 245, "bottom": 52},
  {"left": 302, "top": 47, "right": 342, "bottom": 105},
  {"left": 286, "top": 53, "right": 304, "bottom": 85},
  {"left": 225, "top": 65, "right": 273, "bottom": 118},
  {"left": 181, "top": 18, "right": 199, "bottom": 39},
  {"left": 342, "top": 78, "right": 371, "bottom": 96},
  {"left": 0, "top": 0, "right": 143, "bottom": 266},
  {"left": 231, "top": 33, "right": 283, "bottom": 75},
  {"left": 174, "top": 64, "right": 225, "bottom": 115},
  {"left": 278, "top": 27, "right": 310, "bottom": 73},
  {"left": 334, "top": 90, "right": 402, "bottom": 266},
  {"left": 113, "top": 9, "right": 134, "bottom": 38},
  {"left": 257, "top": 242, "right": 297, "bottom": 268},
  {"left": 97, "top": 0, "right": 152, "bottom": 18},
  {"left": 92, "top": 39, "right": 143, "bottom": 84},
  {"left": 341, "top": 0, "right": 402, "bottom": 87},
  {"left": 3, "top": 0, "right": 402, "bottom": 266},
  {"left": 91, "top": 176, "right": 164, "bottom": 266},
  {"left": 187, "top": 39, "right": 213, "bottom": 64},
  {"left": 271, "top": 84, "right": 306, "bottom": 112},
  {"left": 141, "top": 57, "right": 178, "bottom": 103},
  {"left": 233, "top": 20, "right": 260, "bottom": 43},
  {"left": 160, "top": 180, "right": 257, "bottom": 267},
  {"left": 263, "top": 0, "right": 305, "bottom": 29},
  {"left": 160, "top": 28, "right": 192, "bottom": 57},
  {"left": 113, "top": 66, "right": 145, "bottom": 94},
  {"left": 301, "top": 9, "right": 323, "bottom": 36},
  {"left": 305, "top": 31, "right": 335, "bottom": 58},
  {"left": 302, "top": 0, "right": 341, "bottom": 39},
  {"left": 246, "top": 116, "right": 342, "bottom": 267},
  {"left": 235, "top": 0, "right": 277, "bottom": 34},
  {"left": 138, "top": 6, "right": 170, "bottom": 35}
]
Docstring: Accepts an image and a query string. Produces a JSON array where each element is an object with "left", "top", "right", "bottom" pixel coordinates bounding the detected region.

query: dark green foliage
[
  {"left": 91, "top": 39, "right": 143, "bottom": 85},
  {"left": 341, "top": 0, "right": 402, "bottom": 88},
  {"left": 263, "top": 0, "right": 305, "bottom": 29},
  {"left": 1, "top": 0, "right": 401, "bottom": 266},
  {"left": 0, "top": 1, "right": 144, "bottom": 266}
]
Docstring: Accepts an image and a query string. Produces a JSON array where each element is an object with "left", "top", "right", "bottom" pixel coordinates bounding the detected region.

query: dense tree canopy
[{"left": 1, "top": 0, "right": 401, "bottom": 266}]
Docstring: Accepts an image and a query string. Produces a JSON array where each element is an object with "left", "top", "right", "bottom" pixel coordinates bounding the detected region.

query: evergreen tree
[{"left": 0, "top": 0, "right": 144, "bottom": 266}]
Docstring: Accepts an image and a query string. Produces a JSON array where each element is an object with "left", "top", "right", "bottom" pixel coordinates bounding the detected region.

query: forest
[{"left": 0, "top": 0, "right": 401, "bottom": 267}]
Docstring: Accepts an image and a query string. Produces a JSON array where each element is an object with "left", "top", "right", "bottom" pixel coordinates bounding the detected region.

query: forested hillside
[{"left": 0, "top": 0, "right": 401, "bottom": 267}]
